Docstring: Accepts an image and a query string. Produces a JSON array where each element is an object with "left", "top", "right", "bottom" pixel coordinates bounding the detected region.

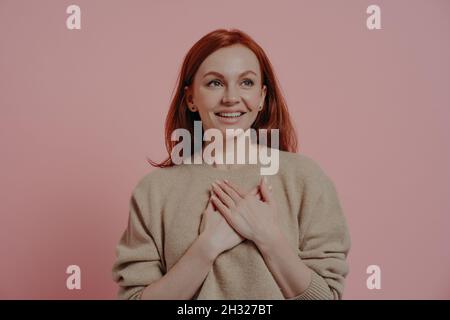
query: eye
[
  {"left": 241, "top": 79, "right": 254, "bottom": 87},
  {"left": 207, "top": 79, "right": 223, "bottom": 87}
]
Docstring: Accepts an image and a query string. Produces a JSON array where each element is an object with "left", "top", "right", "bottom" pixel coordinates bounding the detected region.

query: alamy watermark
[{"left": 170, "top": 121, "right": 280, "bottom": 175}]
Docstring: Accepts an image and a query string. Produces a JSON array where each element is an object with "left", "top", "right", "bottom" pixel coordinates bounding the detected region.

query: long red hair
[{"left": 148, "top": 28, "right": 299, "bottom": 168}]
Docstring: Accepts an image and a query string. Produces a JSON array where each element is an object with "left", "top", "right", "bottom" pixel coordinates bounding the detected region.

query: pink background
[{"left": 1, "top": 0, "right": 449, "bottom": 299}]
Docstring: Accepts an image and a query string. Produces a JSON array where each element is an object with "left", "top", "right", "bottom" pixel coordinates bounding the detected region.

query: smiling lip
[{"left": 214, "top": 111, "right": 246, "bottom": 124}]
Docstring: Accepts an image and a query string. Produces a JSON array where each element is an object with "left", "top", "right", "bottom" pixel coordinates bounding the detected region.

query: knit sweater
[{"left": 112, "top": 150, "right": 351, "bottom": 300}]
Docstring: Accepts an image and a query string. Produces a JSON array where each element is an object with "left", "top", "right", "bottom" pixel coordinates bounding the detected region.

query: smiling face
[{"left": 185, "top": 44, "right": 267, "bottom": 138}]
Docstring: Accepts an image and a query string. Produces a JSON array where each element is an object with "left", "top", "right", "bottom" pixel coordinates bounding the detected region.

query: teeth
[{"left": 217, "top": 112, "right": 243, "bottom": 118}]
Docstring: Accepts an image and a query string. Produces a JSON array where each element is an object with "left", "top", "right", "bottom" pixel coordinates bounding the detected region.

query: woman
[{"left": 112, "top": 29, "right": 351, "bottom": 300}]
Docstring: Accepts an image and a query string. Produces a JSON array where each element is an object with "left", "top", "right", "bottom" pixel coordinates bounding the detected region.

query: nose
[{"left": 222, "top": 86, "right": 240, "bottom": 105}]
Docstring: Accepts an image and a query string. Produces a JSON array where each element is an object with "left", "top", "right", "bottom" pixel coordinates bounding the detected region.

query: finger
[
  {"left": 249, "top": 187, "right": 259, "bottom": 196},
  {"left": 200, "top": 195, "right": 213, "bottom": 233},
  {"left": 259, "top": 176, "right": 273, "bottom": 204},
  {"left": 223, "top": 180, "right": 247, "bottom": 198},
  {"left": 245, "top": 187, "right": 262, "bottom": 201},
  {"left": 212, "top": 181, "right": 235, "bottom": 208},
  {"left": 211, "top": 195, "right": 233, "bottom": 223},
  {"left": 206, "top": 192, "right": 214, "bottom": 212},
  {"left": 200, "top": 210, "right": 209, "bottom": 231},
  {"left": 224, "top": 179, "right": 260, "bottom": 199},
  {"left": 206, "top": 188, "right": 215, "bottom": 208},
  {"left": 217, "top": 180, "right": 242, "bottom": 203}
]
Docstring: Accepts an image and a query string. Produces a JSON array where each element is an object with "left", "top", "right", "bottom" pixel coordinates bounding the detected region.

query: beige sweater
[{"left": 112, "top": 150, "right": 351, "bottom": 300}]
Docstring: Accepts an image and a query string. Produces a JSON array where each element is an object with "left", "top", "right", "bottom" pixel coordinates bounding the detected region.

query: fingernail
[{"left": 224, "top": 179, "right": 229, "bottom": 183}]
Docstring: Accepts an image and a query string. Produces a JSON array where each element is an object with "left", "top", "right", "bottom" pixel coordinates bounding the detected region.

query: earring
[
  {"left": 258, "top": 105, "right": 263, "bottom": 111},
  {"left": 191, "top": 105, "right": 197, "bottom": 112}
]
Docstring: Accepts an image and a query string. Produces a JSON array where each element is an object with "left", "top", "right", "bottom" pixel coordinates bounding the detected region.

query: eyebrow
[{"left": 202, "top": 70, "right": 257, "bottom": 79}]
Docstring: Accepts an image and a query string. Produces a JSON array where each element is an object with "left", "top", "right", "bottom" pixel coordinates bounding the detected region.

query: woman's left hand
[{"left": 210, "top": 177, "right": 283, "bottom": 248}]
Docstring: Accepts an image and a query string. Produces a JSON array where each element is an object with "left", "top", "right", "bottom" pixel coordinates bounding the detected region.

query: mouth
[
  {"left": 214, "top": 111, "right": 247, "bottom": 125},
  {"left": 214, "top": 112, "right": 246, "bottom": 119}
]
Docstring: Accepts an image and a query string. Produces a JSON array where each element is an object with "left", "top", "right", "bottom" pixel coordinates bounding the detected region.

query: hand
[
  {"left": 210, "top": 177, "right": 282, "bottom": 248},
  {"left": 199, "top": 191, "right": 247, "bottom": 258}
]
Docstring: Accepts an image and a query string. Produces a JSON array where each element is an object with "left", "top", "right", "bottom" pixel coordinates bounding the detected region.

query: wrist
[
  {"left": 197, "top": 233, "right": 220, "bottom": 263},
  {"left": 255, "top": 227, "right": 285, "bottom": 255}
]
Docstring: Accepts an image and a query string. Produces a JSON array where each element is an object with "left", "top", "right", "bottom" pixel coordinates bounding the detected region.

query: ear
[
  {"left": 261, "top": 85, "right": 267, "bottom": 106},
  {"left": 184, "top": 86, "right": 194, "bottom": 109}
]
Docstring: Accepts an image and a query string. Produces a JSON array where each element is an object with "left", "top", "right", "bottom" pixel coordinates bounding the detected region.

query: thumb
[
  {"left": 259, "top": 176, "right": 273, "bottom": 204},
  {"left": 205, "top": 190, "right": 215, "bottom": 212},
  {"left": 200, "top": 195, "right": 212, "bottom": 234},
  {"left": 248, "top": 186, "right": 262, "bottom": 201}
]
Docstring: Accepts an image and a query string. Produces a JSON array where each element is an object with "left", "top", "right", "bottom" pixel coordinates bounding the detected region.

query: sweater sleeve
[
  {"left": 287, "top": 172, "right": 351, "bottom": 300},
  {"left": 111, "top": 184, "right": 164, "bottom": 300}
]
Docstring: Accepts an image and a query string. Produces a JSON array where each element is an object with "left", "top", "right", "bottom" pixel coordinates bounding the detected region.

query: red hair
[{"left": 148, "top": 28, "right": 299, "bottom": 168}]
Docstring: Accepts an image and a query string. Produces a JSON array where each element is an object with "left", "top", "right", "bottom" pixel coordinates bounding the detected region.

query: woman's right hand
[{"left": 199, "top": 187, "right": 261, "bottom": 258}]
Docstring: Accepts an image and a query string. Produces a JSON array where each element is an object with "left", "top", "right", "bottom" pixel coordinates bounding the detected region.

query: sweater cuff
[{"left": 286, "top": 270, "right": 334, "bottom": 300}]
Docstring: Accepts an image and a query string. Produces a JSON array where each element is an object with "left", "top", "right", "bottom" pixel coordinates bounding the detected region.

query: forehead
[{"left": 197, "top": 44, "right": 261, "bottom": 77}]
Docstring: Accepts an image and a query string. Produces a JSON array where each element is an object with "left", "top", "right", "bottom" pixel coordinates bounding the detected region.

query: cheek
[
  {"left": 242, "top": 92, "right": 262, "bottom": 111},
  {"left": 197, "top": 87, "right": 223, "bottom": 110}
]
